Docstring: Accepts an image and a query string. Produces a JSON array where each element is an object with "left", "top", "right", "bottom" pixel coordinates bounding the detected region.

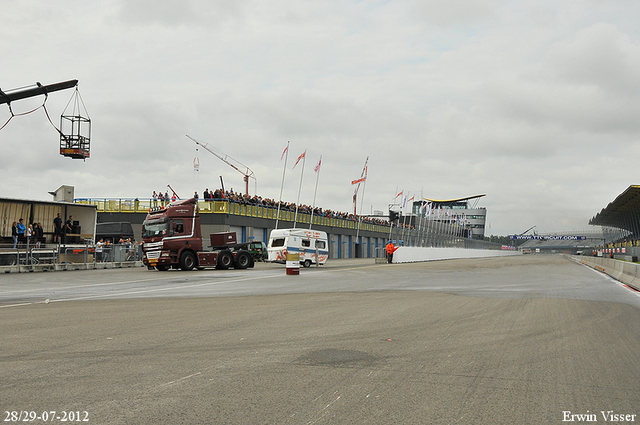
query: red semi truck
[{"left": 142, "top": 198, "right": 255, "bottom": 271}]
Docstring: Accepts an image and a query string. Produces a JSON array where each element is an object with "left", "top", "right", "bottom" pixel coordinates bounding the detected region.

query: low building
[
  {"left": 411, "top": 194, "right": 487, "bottom": 240},
  {"left": 0, "top": 197, "right": 97, "bottom": 244}
]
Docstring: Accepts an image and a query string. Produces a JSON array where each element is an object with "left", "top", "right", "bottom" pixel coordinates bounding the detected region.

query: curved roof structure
[
  {"left": 422, "top": 194, "right": 486, "bottom": 203},
  {"left": 589, "top": 185, "right": 640, "bottom": 231}
]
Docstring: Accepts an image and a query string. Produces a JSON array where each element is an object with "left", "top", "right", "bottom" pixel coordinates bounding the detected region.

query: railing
[
  {"left": 74, "top": 198, "right": 391, "bottom": 233},
  {"left": 74, "top": 198, "right": 502, "bottom": 250},
  {"left": 0, "top": 242, "right": 143, "bottom": 269}
]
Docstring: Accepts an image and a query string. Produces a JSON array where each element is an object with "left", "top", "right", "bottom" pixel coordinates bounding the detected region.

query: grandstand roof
[
  {"left": 589, "top": 185, "right": 640, "bottom": 230},
  {"left": 422, "top": 194, "right": 486, "bottom": 203}
]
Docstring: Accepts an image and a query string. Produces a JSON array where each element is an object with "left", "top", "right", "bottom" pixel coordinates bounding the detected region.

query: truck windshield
[{"left": 143, "top": 218, "right": 168, "bottom": 238}]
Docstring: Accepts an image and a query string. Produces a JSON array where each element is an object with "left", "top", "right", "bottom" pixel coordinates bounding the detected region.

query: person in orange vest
[{"left": 386, "top": 241, "right": 398, "bottom": 263}]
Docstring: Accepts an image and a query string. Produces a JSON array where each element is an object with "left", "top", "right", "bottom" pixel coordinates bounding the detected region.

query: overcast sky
[{"left": 2, "top": 0, "right": 639, "bottom": 236}]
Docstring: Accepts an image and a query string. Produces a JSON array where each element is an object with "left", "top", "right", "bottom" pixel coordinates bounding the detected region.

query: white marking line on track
[
  {"left": 0, "top": 264, "right": 376, "bottom": 309},
  {"left": 158, "top": 372, "right": 202, "bottom": 388},
  {"left": 0, "top": 272, "right": 285, "bottom": 308},
  {"left": 0, "top": 275, "right": 189, "bottom": 295}
]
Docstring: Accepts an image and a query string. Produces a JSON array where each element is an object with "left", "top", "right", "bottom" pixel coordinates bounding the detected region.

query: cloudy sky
[{"left": 2, "top": 0, "right": 639, "bottom": 236}]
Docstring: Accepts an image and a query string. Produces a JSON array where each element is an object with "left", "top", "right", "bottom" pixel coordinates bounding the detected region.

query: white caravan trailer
[{"left": 267, "top": 228, "right": 328, "bottom": 267}]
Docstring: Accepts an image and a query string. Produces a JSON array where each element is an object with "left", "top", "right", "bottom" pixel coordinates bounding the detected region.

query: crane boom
[
  {"left": 186, "top": 135, "right": 256, "bottom": 195},
  {"left": 0, "top": 80, "right": 78, "bottom": 105},
  {"left": 520, "top": 225, "right": 536, "bottom": 235}
]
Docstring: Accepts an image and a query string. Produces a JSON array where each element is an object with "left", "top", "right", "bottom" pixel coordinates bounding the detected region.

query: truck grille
[{"left": 146, "top": 250, "right": 161, "bottom": 260}]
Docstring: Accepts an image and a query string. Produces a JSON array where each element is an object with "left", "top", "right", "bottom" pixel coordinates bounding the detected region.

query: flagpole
[
  {"left": 309, "top": 155, "right": 322, "bottom": 229},
  {"left": 425, "top": 204, "right": 430, "bottom": 246},
  {"left": 389, "top": 187, "right": 401, "bottom": 244},
  {"left": 356, "top": 173, "right": 367, "bottom": 242},
  {"left": 293, "top": 150, "right": 306, "bottom": 228},
  {"left": 401, "top": 192, "right": 408, "bottom": 244},
  {"left": 355, "top": 157, "right": 368, "bottom": 245},
  {"left": 419, "top": 201, "right": 425, "bottom": 247},
  {"left": 275, "top": 141, "right": 289, "bottom": 230},
  {"left": 427, "top": 203, "right": 433, "bottom": 246}
]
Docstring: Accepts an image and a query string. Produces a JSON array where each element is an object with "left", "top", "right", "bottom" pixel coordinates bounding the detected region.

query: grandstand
[
  {"left": 590, "top": 185, "right": 640, "bottom": 239},
  {"left": 518, "top": 185, "right": 640, "bottom": 256},
  {"left": 516, "top": 230, "right": 618, "bottom": 254},
  {"left": 588, "top": 185, "right": 640, "bottom": 259}
]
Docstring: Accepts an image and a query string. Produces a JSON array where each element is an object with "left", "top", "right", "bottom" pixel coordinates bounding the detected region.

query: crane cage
[{"left": 59, "top": 86, "right": 91, "bottom": 159}]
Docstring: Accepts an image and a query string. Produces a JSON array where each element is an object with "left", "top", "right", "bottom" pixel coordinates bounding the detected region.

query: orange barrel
[{"left": 286, "top": 253, "right": 300, "bottom": 275}]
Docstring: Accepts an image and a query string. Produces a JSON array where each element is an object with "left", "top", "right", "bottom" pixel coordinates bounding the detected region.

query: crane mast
[{"left": 186, "top": 135, "right": 256, "bottom": 195}]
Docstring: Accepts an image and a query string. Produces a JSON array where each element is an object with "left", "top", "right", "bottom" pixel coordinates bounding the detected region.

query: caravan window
[
  {"left": 271, "top": 238, "right": 285, "bottom": 247},
  {"left": 302, "top": 239, "right": 311, "bottom": 248},
  {"left": 315, "top": 240, "right": 326, "bottom": 249}
]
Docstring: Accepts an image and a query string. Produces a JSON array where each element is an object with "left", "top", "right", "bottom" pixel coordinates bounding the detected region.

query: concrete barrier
[
  {"left": 578, "top": 256, "right": 640, "bottom": 291},
  {"left": 392, "top": 247, "right": 521, "bottom": 263}
]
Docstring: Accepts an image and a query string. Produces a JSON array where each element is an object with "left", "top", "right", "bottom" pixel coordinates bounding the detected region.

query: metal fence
[{"left": 0, "top": 242, "right": 143, "bottom": 269}]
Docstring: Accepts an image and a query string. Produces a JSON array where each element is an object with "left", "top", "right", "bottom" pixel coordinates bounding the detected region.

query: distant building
[{"left": 411, "top": 194, "right": 487, "bottom": 240}]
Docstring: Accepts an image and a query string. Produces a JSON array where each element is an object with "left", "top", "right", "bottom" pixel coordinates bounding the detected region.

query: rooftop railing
[
  {"left": 74, "top": 198, "right": 391, "bottom": 233},
  {"left": 73, "top": 198, "right": 498, "bottom": 249}
]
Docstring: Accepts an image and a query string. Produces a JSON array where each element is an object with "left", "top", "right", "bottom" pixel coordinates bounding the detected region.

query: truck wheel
[
  {"left": 235, "top": 251, "right": 251, "bottom": 269},
  {"left": 216, "top": 250, "right": 233, "bottom": 270},
  {"left": 179, "top": 251, "right": 197, "bottom": 271},
  {"left": 156, "top": 265, "right": 169, "bottom": 271}
]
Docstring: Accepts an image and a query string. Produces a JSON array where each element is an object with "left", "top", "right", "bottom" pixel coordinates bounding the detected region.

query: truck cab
[
  {"left": 142, "top": 198, "right": 202, "bottom": 271},
  {"left": 142, "top": 198, "right": 254, "bottom": 271}
]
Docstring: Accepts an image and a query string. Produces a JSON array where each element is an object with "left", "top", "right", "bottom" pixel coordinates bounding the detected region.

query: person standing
[
  {"left": 96, "top": 239, "right": 104, "bottom": 262},
  {"left": 17, "top": 219, "right": 26, "bottom": 246},
  {"left": 53, "top": 213, "right": 63, "bottom": 243},
  {"left": 385, "top": 241, "right": 398, "bottom": 263},
  {"left": 11, "top": 221, "right": 18, "bottom": 249},
  {"left": 27, "top": 224, "right": 34, "bottom": 245},
  {"left": 35, "top": 222, "right": 44, "bottom": 247},
  {"left": 65, "top": 215, "right": 73, "bottom": 243}
]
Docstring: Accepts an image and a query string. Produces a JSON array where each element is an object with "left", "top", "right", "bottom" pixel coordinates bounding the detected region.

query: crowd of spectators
[{"left": 198, "top": 188, "right": 390, "bottom": 226}]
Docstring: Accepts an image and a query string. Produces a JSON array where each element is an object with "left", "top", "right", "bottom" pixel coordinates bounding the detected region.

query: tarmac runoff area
[{"left": 1, "top": 255, "right": 640, "bottom": 424}]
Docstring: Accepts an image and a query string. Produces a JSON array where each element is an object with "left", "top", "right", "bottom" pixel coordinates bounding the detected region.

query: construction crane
[
  {"left": 186, "top": 135, "right": 256, "bottom": 196},
  {"left": 520, "top": 225, "right": 537, "bottom": 236}
]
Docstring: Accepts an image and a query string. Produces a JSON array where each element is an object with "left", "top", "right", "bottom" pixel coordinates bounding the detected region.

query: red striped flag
[{"left": 293, "top": 151, "right": 306, "bottom": 168}]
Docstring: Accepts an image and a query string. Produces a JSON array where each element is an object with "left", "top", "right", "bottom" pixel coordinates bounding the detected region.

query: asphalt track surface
[{"left": 1, "top": 255, "right": 639, "bottom": 424}]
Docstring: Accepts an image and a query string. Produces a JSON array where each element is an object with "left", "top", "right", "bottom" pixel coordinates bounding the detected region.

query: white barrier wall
[
  {"left": 578, "top": 255, "right": 640, "bottom": 290},
  {"left": 392, "top": 247, "right": 521, "bottom": 263}
]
